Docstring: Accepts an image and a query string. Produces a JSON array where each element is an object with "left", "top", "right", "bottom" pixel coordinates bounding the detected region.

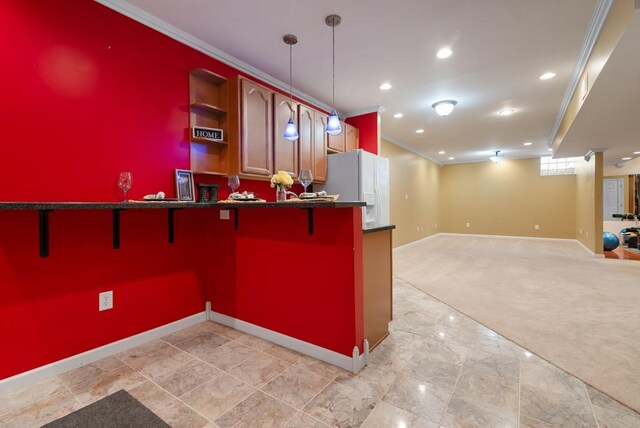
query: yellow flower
[{"left": 271, "top": 171, "right": 293, "bottom": 188}]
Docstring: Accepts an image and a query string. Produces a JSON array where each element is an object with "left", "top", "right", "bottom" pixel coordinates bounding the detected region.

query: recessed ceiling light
[
  {"left": 622, "top": 157, "right": 632, "bottom": 160},
  {"left": 416, "top": 129, "right": 424, "bottom": 134},
  {"left": 448, "top": 156, "right": 455, "bottom": 160},
  {"left": 437, "top": 47, "right": 453, "bottom": 59},
  {"left": 634, "top": 151, "right": 640, "bottom": 155},
  {"left": 379, "top": 82, "right": 392, "bottom": 90},
  {"left": 539, "top": 72, "right": 556, "bottom": 80},
  {"left": 438, "top": 150, "right": 445, "bottom": 155},
  {"left": 523, "top": 142, "right": 532, "bottom": 146},
  {"left": 499, "top": 108, "right": 515, "bottom": 116},
  {"left": 548, "top": 148, "right": 553, "bottom": 151},
  {"left": 393, "top": 113, "right": 403, "bottom": 118}
]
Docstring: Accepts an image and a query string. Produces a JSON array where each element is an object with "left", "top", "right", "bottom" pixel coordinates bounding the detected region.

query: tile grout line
[
  {"left": 584, "top": 382, "right": 602, "bottom": 428},
  {"left": 438, "top": 367, "right": 463, "bottom": 426},
  {"left": 517, "top": 358, "right": 521, "bottom": 428},
  {"left": 113, "top": 344, "right": 217, "bottom": 425}
]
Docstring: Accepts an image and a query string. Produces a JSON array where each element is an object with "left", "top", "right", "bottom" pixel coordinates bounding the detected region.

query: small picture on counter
[{"left": 175, "top": 169, "right": 195, "bottom": 201}]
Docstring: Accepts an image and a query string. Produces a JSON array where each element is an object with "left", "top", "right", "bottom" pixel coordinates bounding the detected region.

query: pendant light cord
[
  {"left": 332, "top": 22, "right": 336, "bottom": 109},
  {"left": 289, "top": 43, "right": 294, "bottom": 118}
]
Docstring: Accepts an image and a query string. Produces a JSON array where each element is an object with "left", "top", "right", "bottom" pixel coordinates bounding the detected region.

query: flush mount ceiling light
[
  {"left": 489, "top": 150, "right": 501, "bottom": 163},
  {"left": 437, "top": 47, "right": 453, "bottom": 59},
  {"left": 432, "top": 100, "right": 457, "bottom": 116},
  {"left": 499, "top": 108, "right": 515, "bottom": 116},
  {"left": 379, "top": 82, "right": 392, "bottom": 90},
  {"left": 523, "top": 142, "right": 532, "bottom": 146},
  {"left": 282, "top": 34, "right": 299, "bottom": 141},
  {"left": 325, "top": 14, "right": 342, "bottom": 136},
  {"left": 438, "top": 150, "right": 445, "bottom": 155},
  {"left": 539, "top": 72, "right": 556, "bottom": 80},
  {"left": 393, "top": 113, "right": 403, "bottom": 118},
  {"left": 634, "top": 151, "right": 640, "bottom": 155},
  {"left": 448, "top": 156, "right": 455, "bottom": 160},
  {"left": 622, "top": 157, "right": 632, "bottom": 160},
  {"left": 416, "top": 129, "right": 425, "bottom": 134}
]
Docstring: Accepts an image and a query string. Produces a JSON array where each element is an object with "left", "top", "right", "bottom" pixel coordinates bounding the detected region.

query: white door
[{"left": 603, "top": 178, "right": 624, "bottom": 220}]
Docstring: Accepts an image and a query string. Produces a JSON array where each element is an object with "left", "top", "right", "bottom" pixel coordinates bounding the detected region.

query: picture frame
[{"left": 175, "top": 169, "right": 195, "bottom": 201}]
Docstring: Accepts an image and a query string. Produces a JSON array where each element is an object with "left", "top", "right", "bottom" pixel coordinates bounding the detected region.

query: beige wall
[
  {"left": 380, "top": 140, "right": 441, "bottom": 248},
  {"left": 552, "top": 0, "right": 635, "bottom": 151},
  {"left": 575, "top": 153, "right": 604, "bottom": 253},
  {"left": 439, "top": 158, "right": 577, "bottom": 238}
]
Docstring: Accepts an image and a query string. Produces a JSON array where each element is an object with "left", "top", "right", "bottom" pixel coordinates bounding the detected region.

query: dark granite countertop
[
  {"left": 0, "top": 201, "right": 365, "bottom": 210},
  {"left": 362, "top": 225, "right": 396, "bottom": 234}
]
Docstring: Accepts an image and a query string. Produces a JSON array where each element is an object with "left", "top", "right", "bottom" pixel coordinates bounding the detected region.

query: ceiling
[
  {"left": 117, "top": 0, "right": 600, "bottom": 164},
  {"left": 558, "top": 10, "right": 640, "bottom": 169}
]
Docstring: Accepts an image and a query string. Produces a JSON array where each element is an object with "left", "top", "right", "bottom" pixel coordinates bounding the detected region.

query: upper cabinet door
[
  {"left": 298, "top": 105, "right": 314, "bottom": 175},
  {"left": 274, "top": 93, "right": 299, "bottom": 178},
  {"left": 240, "top": 78, "right": 273, "bottom": 177},
  {"left": 345, "top": 123, "right": 359, "bottom": 152},
  {"left": 313, "top": 112, "right": 328, "bottom": 182},
  {"left": 327, "top": 121, "right": 346, "bottom": 152}
]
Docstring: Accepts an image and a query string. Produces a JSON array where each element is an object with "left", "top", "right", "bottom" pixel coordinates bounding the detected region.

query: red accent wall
[
  {"left": 0, "top": 0, "right": 363, "bottom": 380},
  {"left": 346, "top": 112, "right": 379, "bottom": 155}
]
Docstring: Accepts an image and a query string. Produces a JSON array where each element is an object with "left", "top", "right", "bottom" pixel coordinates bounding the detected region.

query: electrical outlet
[
  {"left": 534, "top": 224, "right": 540, "bottom": 230},
  {"left": 99, "top": 291, "right": 113, "bottom": 311},
  {"left": 220, "top": 210, "right": 230, "bottom": 220},
  {"left": 435, "top": 223, "right": 438, "bottom": 228},
  {"left": 416, "top": 226, "right": 420, "bottom": 232},
  {"left": 405, "top": 194, "right": 409, "bottom": 200},
  {"left": 466, "top": 222, "right": 470, "bottom": 228}
]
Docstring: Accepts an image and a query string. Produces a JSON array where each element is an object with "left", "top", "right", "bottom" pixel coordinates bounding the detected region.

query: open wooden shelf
[
  {"left": 190, "top": 102, "right": 227, "bottom": 115},
  {"left": 189, "top": 68, "right": 230, "bottom": 175}
]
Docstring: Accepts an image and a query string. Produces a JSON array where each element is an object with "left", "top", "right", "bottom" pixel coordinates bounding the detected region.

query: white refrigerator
[{"left": 316, "top": 149, "right": 390, "bottom": 229}]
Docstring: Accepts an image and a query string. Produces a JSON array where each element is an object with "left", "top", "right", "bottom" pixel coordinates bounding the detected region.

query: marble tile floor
[{"left": 2, "top": 277, "right": 640, "bottom": 427}]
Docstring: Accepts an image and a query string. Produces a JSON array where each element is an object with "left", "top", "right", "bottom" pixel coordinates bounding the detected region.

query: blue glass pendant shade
[
  {"left": 326, "top": 109, "right": 342, "bottom": 135},
  {"left": 283, "top": 118, "right": 299, "bottom": 141}
]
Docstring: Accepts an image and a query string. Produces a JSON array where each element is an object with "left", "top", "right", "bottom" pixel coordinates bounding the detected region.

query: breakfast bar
[{"left": 0, "top": 200, "right": 393, "bottom": 381}]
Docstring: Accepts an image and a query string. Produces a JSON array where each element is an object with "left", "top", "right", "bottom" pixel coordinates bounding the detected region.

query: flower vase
[{"left": 276, "top": 186, "right": 287, "bottom": 202}]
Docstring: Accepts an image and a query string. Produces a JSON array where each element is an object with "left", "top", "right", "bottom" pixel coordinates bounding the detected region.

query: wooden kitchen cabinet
[
  {"left": 274, "top": 93, "right": 299, "bottom": 178},
  {"left": 363, "top": 228, "right": 393, "bottom": 350},
  {"left": 313, "top": 111, "right": 328, "bottom": 182},
  {"left": 234, "top": 77, "right": 273, "bottom": 178},
  {"left": 297, "top": 106, "right": 327, "bottom": 183},
  {"left": 345, "top": 123, "right": 359, "bottom": 152},
  {"left": 298, "top": 105, "right": 314, "bottom": 176},
  {"left": 327, "top": 121, "right": 346, "bottom": 153}
]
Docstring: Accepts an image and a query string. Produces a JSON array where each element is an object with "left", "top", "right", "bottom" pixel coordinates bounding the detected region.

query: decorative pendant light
[
  {"left": 325, "top": 14, "right": 342, "bottom": 136},
  {"left": 283, "top": 34, "right": 299, "bottom": 141}
]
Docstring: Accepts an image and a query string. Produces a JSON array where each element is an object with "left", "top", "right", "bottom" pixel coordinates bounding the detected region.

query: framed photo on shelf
[{"left": 175, "top": 169, "right": 195, "bottom": 201}]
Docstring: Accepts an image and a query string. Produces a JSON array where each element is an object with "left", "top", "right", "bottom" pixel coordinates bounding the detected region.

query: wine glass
[
  {"left": 299, "top": 169, "right": 313, "bottom": 194},
  {"left": 117, "top": 172, "right": 133, "bottom": 201},
  {"left": 227, "top": 175, "right": 240, "bottom": 194}
]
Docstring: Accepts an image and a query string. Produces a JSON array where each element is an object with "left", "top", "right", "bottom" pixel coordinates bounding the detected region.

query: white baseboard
[
  {"left": 395, "top": 232, "right": 605, "bottom": 257},
  {"left": 209, "top": 310, "right": 367, "bottom": 373},
  {"left": 0, "top": 311, "right": 207, "bottom": 396},
  {"left": 393, "top": 233, "right": 440, "bottom": 251}
]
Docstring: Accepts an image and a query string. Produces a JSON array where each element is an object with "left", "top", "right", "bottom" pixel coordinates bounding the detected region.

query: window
[{"left": 540, "top": 156, "right": 580, "bottom": 176}]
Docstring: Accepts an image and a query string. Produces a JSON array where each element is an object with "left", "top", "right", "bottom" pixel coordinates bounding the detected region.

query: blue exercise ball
[{"left": 603, "top": 232, "right": 620, "bottom": 251}]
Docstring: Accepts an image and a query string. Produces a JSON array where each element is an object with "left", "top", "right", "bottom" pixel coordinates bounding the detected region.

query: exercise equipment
[{"left": 603, "top": 232, "right": 620, "bottom": 251}]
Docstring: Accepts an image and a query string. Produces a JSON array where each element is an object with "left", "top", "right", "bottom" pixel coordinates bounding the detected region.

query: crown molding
[
  {"left": 381, "top": 134, "right": 442, "bottom": 166},
  {"left": 95, "top": 0, "right": 337, "bottom": 114},
  {"left": 345, "top": 106, "right": 386, "bottom": 118},
  {"left": 548, "top": 0, "right": 614, "bottom": 147}
]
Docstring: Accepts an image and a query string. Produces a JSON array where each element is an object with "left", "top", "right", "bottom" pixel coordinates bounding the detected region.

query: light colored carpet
[{"left": 394, "top": 234, "right": 640, "bottom": 412}]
